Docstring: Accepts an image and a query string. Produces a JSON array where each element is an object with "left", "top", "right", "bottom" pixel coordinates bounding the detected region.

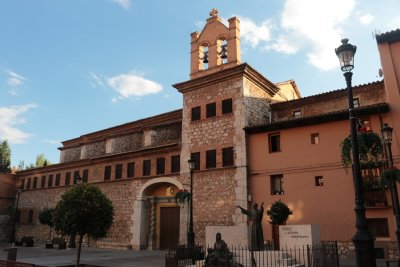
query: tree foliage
[
  {"left": 39, "top": 208, "right": 55, "bottom": 241},
  {"left": 0, "top": 140, "right": 11, "bottom": 173},
  {"left": 53, "top": 184, "right": 114, "bottom": 266},
  {"left": 266, "top": 200, "right": 292, "bottom": 225},
  {"left": 35, "top": 154, "right": 51, "bottom": 167}
]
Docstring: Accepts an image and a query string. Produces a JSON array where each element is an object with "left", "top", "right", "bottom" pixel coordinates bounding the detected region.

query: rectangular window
[
  {"left": 55, "top": 174, "right": 61, "bottom": 187},
  {"left": 115, "top": 164, "right": 123, "bottom": 179},
  {"left": 156, "top": 158, "right": 165, "bottom": 175},
  {"left": 191, "top": 152, "right": 200, "bottom": 171},
  {"left": 41, "top": 176, "right": 46, "bottom": 188},
  {"left": 353, "top": 98, "right": 360, "bottom": 108},
  {"left": 311, "top": 133, "right": 320, "bottom": 144},
  {"left": 27, "top": 178, "right": 31, "bottom": 190},
  {"left": 315, "top": 176, "right": 324, "bottom": 186},
  {"left": 20, "top": 179, "right": 25, "bottom": 190},
  {"left": 127, "top": 162, "right": 135, "bottom": 178},
  {"left": 191, "top": 106, "right": 201, "bottom": 121},
  {"left": 222, "top": 98, "right": 233, "bottom": 114},
  {"left": 171, "top": 155, "right": 180, "bottom": 173},
  {"left": 222, "top": 147, "right": 234, "bottom": 167},
  {"left": 367, "top": 218, "right": 389, "bottom": 237},
  {"left": 206, "top": 149, "right": 216, "bottom": 169},
  {"left": 143, "top": 160, "right": 151, "bottom": 176},
  {"left": 33, "top": 177, "right": 38, "bottom": 189},
  {"left": 269, "top": 133, "right": 281, "bottom": 153},
  {"left": 65, "top": 172, "right": 71, "bottom": 186},
  {"left": 271, "top": 174, "right": 284, "bottom": 195},
  {"left": 104, "top": 166, "right": 111, "bottom": 181},
  {"left": 206, "top": 102, "right": 216, "bottom": 118},
  {"left": 48, "top": 175, "right": 53, "bottom": 187},
  {"left": 82, "top": 169, "right": 89, "bottom": 183},
  {"left": 73, "top": 171, "right": 80, "bottom": 184},
  {"left": 292, "top": 110, "right": 302, "bottom": 118}
]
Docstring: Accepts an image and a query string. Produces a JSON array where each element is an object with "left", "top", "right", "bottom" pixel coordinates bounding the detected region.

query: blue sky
[{"left": 1, "top": 0, "right": 399, "bottom": 167}]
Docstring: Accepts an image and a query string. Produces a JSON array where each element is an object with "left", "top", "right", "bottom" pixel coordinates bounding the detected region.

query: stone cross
[{"left": 209, "top": 8, "right": 218, "bottom": 17}]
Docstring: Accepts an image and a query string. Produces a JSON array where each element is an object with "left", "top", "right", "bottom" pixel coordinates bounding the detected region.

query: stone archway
[{"left": 131, "top": 178, "right": 185, "bottom": 250}]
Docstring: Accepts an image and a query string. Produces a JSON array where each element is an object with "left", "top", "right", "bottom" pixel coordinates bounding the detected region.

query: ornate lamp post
[
  {"left": 11, "top": 185, "right": 23, "bottom": 246},
  {"left": 335, "top": 38, "right": 376, "bottom": 267},
  {"left": 381, "top": 123, "right": 400, "bottom": 252},
  {"left": 187, "top": 157, "right": 195, "bottom": 248}
]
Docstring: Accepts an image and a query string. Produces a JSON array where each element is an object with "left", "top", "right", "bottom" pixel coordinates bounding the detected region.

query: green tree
[
  {"left": 54, "top": 184, "right": 114, "bottom": 267},
  {"left": 35, "top": 154, "right": 51, "bottom": 167},
  {"left": 266, "top": 200, "right": 292, "bottom": 225},
  {"left": 39, "top": 208, "right": 55, "bottom": 242},
  {"left": 0, "top": 140, "right": 11, "bottom": 173}
]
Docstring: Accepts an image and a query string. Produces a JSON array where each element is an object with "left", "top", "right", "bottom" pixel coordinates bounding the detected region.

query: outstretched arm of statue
[{"left": 236, "top": 205, "right": 250, "bottom": 216}]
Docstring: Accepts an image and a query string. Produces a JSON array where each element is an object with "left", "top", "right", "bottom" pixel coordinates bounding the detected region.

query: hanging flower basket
[
  {"left": 380, "top": 166, "right": 400, "bottom": 187},
  {"left": 340, "top": 131, "right": 384, "bottom": 169},
  {"left": 174, "top": 189, "right": 191, "bottom": 203}
]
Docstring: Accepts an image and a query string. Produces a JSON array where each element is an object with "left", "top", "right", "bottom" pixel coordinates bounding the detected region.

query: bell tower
[{"left": 190, "top": 9, "right": 241, "bottom": 79}]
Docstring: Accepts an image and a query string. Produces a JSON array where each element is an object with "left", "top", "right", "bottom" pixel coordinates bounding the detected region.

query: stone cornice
[
  {"left": 376, "top": 29, "right": 400, "bottom": 44},
  {"left": 245, "top": 103, "right": 389, "bottom": 133},
  {"left": 60, "top": 109, "right": 182, "bottom": 149},
  {"left": 270, "top": 80, "right": 384, "bottom": 110},
  {"left": 173, "top": 63, "right": 279, "bottom": 97},
  {"left": 17, "top": 142, "right": 181, "bottom": 176}
]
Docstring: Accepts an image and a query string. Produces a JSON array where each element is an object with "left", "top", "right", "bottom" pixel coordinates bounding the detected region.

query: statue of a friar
[{"left": 236, "top": 202, "right": 264, "bottom": 251}]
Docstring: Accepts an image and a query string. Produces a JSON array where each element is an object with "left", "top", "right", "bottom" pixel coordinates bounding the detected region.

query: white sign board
[{"left": 279, "top": 224, "right": 320, "bottom": 249}]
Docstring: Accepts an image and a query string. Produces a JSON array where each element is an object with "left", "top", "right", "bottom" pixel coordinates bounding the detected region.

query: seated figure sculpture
[{"left": 205, "top": 233, "right": 243, "bottom": 267}]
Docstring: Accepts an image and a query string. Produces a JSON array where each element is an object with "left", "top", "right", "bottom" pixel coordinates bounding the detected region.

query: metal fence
[
  {"left": 0, "top": 260, "right": 41, "bottom": 267},
  {"left": 166, "top": 241, "right": 339, "bottom": 267}
]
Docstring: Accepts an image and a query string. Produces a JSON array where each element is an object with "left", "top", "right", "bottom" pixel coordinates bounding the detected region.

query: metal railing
[{"left": 166, "top": 241, "right": 339, "bottom": 267}]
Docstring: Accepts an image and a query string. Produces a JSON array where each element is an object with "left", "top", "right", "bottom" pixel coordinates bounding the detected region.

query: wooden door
[{"left": 159, "top": 206, "right": 180, "bottom": 249}]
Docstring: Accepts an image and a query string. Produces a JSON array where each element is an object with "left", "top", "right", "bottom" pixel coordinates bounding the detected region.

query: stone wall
[
  {"left": 113, "top": 133, "right": 142, "bottom": 154},
  {"left": 62, "top": 147, "right": 81, "bottom": 163},
  {"left": 243, "top": 79, "right": 272, "bottom": 126},
  {"left": 152, "top": 123, "right": 181, "bottom": 146},
  {"left": 272, "top": 82, "right": 385, "bottom": 122},
  {"left": 86, "top": 141, "right": 106, "bottom": 159},
  {"left": 191, "top": 168, "right": 237, "bottom": 243}
]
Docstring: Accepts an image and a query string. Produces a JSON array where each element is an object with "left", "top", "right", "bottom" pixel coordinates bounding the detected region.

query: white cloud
[
  {"left": 5, "top": 69, "right": 26, "bottom": 89},
  {"left": 274, "top": 0, "right": 356, "bottom": 71},
  {"left": 0, "top": 103, "right": 37, "bottom": 144},
  {"left": 88, "top": 72, "right": 105, "bottom": 88},
  {"left": 43, "top": 139, "right": 60, "bottom": 145},
  {"left": 359, "top": 14, "right": 374, "bottom": 25},
  {"left": 106, "top": 71, "right": 163, "bottom": 102},
  {"left": 111, "top": 0, "right": 131, "bottom": 10},
  {"left": 239, "top": 16, "right": 273, "bottom": 48},
  {"left": 265, "top": 36, "right": 298, "bottom": 55}
]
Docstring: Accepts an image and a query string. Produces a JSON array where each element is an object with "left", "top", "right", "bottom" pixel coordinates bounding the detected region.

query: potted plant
[
  {"left": 39, "top": 208, "right": 55, "bottom": 248},
  {"left": 380, "top": 166, "right": 400, "bottom": 186},
  {"left": 174, "top": 189, "right": 191, "bottom": 204}
]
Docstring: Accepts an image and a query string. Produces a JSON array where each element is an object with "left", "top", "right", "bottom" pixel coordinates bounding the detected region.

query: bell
[
  {"left": 202, "top": 51, "right": 209, "bottom": 64},
  {"left": 220, "top": 45, "right": 227, "bottom": 59}
]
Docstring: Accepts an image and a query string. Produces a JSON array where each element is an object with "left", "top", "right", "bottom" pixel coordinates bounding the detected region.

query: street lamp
[
  {"left": 10, "top": 185, "right": 23, "bottom": 246},
  {"left": 335, "top": 38, "right": 376, "bottom": 267},
  {"left": 187, "top": 157, "right": 195, "bottom": 248},
  {"left": 381, "top": 123, "right": 400, "bottom": 252}
]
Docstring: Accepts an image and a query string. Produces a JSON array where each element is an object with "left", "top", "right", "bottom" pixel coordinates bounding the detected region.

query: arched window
[
  {"left": 199, "top": 44, "right": 209, "bottom": 70},
  {"left": 217, "top": 38, "right": 228, "bottom": 65}
]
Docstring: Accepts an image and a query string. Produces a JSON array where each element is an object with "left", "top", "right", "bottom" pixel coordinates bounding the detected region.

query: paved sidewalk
[
  {"left": 0, "top": 242, "right": 393, "bottom": 267},
  {"left": 1, "top": 243, "right": 165, "bottom": 267}
]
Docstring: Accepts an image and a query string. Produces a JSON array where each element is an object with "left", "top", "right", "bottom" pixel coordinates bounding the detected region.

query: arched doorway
[{"left": 132, "top": 178, "right": 185, "bottom": 250}]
